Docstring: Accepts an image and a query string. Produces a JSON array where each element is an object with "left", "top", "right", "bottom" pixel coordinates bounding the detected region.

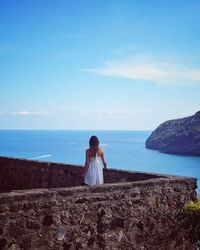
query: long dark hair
[{"left": 89, "top": 135, "right": 99, "bottom": 157}]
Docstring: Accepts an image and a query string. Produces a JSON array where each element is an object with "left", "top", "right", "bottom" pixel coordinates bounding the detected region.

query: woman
[{"left": 83, "top": 135, "right": 107, "bottom": 186}]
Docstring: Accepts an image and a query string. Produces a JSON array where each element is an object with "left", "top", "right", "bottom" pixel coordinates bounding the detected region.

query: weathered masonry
[{"left": 0, "top": 156, "right": 197, "bottom": 250}]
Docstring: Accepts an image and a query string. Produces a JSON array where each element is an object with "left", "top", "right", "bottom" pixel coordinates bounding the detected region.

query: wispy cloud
[
  {"left": 33, "top": 112, "right": 48, "bottom": 116},
  {"left": 84, "top": 54, "right": 200, "bottom": 84},
  {"left": 10, "top": 111, "right": 48, "bottom": 116}
]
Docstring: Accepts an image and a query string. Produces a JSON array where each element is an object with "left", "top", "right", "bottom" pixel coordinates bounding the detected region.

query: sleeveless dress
[{"left": 84, "top": 154, "right": 104, "bottom": 186}]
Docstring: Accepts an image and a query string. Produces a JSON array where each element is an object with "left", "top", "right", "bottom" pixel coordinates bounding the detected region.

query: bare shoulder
[{"left": 98, "top": 148, "right": 104, "bottom": 156}]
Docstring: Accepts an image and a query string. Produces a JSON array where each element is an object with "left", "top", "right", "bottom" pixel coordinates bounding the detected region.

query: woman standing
[{"left": 83, "top": 136, "right": 107, "bottom": 186}]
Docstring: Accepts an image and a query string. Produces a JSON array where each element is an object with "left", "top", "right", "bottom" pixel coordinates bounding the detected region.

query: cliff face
[{"left": 145, "top": 111, "right": 200, "bottom": 155}]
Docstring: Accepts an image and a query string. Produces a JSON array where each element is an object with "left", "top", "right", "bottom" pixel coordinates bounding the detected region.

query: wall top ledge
[
  {"left": 0, "top": 156, "right": 197, "bottom": 200},
  {"left": 0, "top": 176, "right": 197, "bottom": 201}
]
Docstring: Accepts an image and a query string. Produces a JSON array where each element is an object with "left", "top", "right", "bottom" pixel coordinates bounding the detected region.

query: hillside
[{"left": 145, "top": 111, "right": 200, "bottom": 155}]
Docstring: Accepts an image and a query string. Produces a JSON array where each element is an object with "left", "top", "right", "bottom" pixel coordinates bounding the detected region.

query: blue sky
[{"left": 1, "top": 0, "right": 200, "bottom": 130}]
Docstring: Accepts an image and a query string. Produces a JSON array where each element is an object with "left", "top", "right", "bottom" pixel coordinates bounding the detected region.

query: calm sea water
[{"left": 0, "top": 130, "right": 199, "bottom": 193}]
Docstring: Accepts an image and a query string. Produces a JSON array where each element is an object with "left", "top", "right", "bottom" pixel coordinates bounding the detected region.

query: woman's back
[
  {"left": 83, "top": 136, "right": 107, "bottom": 186},
  {"left": 84, "top": 148, "right": 104, "bottom": 185}
]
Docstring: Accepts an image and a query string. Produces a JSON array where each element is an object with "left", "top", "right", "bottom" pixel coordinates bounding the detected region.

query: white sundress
[{"left": 84, "top": 155, "right": 104, "bottom": 186}]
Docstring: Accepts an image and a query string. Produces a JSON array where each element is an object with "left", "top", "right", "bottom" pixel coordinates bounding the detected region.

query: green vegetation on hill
[{"left": 173, "top": 198, "right": 200, "bottom": 248}]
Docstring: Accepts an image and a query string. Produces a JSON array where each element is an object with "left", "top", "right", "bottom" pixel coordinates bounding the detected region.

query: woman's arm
[
  {"left": 100, "top": 150, "right": 107, "bottom": 169},
  {"left": 82, "top": 149, "right": 90, "bottom": 177}
]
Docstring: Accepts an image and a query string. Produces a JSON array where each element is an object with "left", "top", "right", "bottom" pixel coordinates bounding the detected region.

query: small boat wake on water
[{"left": 30, "top": 155, "right": 52, "bottom": 160}]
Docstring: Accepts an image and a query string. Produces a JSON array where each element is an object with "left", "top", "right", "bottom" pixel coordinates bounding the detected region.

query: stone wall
[
  {"left": 0, "top": 157, "right": 160, "bottom": 192},
  {"left": 0, "top": 157, "right": 198, "bottom": 250}
]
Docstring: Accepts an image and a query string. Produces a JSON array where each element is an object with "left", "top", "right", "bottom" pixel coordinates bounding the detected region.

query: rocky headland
[{"left": 145, "top": 111, "right": 200, "bottom": 156}]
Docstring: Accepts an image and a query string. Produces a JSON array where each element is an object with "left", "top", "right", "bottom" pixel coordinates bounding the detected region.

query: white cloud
[
  {"left": 10, "top": 111, "right": 48, "bottom": 116},
  {"left": 32, "top": 112, "right": 48, "bottom": 116},
  {"left": 11, "top": 111, "right": 31, "bottom": 116},
  {"left": 84, "top": 55, "right": 200, "bottom": 84}
]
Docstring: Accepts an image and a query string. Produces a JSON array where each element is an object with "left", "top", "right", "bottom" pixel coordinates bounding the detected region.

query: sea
[{"left": 0, "top": 130, "right": 199, "bottom": 193}]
